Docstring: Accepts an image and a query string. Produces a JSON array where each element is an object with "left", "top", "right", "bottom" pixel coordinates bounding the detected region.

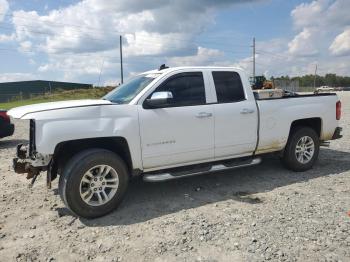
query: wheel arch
[
  {"left": 52, "top": 137, "right": 134, "bottom": 176},
  {"left": 289, "top": 118, "right": 322, "bottom": 138}
]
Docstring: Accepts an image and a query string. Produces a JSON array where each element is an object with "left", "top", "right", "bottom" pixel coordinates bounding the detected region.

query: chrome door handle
[
  {"left": 240, "top": 108, "right": 255, "bottom": 114},
  {"left": 196, "top": 112, "right": 213, "bottom": 118}
]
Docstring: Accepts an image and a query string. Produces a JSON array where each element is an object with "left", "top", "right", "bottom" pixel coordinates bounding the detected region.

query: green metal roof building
[{"left": 0, "top": 80, "right": 92, "bottom": 102}]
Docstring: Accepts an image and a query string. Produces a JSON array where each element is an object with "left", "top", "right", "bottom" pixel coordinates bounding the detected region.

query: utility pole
[
  {"left": 252, "top": 37, "right": 256, "bottom": 82},
  {"left": 97, "top": 59, "right": 105, "bottom": 87},
  {"left": 119, "top": 35, "right": 124, "bottom": 84},
  {"left": 313, "top": 64, "right": 318, "bottom": 89}
]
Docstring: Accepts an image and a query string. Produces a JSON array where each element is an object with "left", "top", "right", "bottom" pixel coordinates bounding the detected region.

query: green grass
[{"left": 0, "top": 87, "right": 114, "bottom": 110}]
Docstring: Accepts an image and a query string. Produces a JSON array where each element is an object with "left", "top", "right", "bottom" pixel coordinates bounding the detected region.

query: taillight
[
  {"left": 336, "top": 101, "right": 341, "bottom": 120},
  {"left": 0, "top": 111, "right": 10, "bottom": 123}
]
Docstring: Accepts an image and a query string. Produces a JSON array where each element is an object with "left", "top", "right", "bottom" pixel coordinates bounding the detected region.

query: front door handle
[
  {"left": 196, "top": 112, "right": 213, "bottom": 118},
  {"left": 240, "top": 108, "right": 255, "bottom": 114}
]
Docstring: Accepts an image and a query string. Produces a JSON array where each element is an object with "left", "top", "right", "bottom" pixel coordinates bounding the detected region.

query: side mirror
[{"left": 144, "top": 91, "right": 173, "bottom": 109}]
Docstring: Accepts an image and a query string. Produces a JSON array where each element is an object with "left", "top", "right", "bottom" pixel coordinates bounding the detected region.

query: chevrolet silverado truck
[{"left": 8, "top": 66, "right": 342, "bottom": 218}]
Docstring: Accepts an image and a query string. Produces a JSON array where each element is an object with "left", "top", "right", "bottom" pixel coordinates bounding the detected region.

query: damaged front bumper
[{"left": 13, "top": 144, "right": 52, "bottom": 185}]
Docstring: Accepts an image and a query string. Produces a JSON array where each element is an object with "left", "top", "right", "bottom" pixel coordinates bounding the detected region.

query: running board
[
  {"left": 143, "top": 157, "right": 262, "bottom": 182},
  {"left": 320, "top": 141, "right": 330, "bottom": 147}
]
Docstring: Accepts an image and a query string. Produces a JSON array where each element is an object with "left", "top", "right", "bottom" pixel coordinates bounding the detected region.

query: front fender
[{"left": 25, "top": 105, "right": 143, "bottom": 170}]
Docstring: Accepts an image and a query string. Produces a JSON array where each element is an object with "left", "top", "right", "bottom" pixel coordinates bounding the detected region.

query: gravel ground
[{"left": 0, "top": 92, "right": 349, "bottom": 262}]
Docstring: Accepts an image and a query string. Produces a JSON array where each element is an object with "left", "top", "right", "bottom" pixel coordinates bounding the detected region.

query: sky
[{"left": 0, "top": 0, "right": 349, "bottom": 85}]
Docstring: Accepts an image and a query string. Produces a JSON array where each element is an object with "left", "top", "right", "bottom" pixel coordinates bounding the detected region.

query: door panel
[
  {"left": 214, "top": 100, "right": 258, "bottom": 158},
  {"left": 138, "top": 71, "right": 215, "bottom": 170},
  {"left": 211, "top": 70, "right": 257, "bottom": 158},
  {"left": 138, "top": 105, "right": 214, "bottom": 169}
]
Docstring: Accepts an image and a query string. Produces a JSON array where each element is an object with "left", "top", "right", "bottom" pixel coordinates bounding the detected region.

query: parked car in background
[{"left": 0, "top": 110, "right": 14, "bottom": 139}]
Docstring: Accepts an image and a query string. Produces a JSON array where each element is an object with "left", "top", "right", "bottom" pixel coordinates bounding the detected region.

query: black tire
[
  {"left": 281, "top": 127, "right": 320, "bottom": 172},
  {"left": 59, "top": 149, "right": 129, "bottom": 218}
]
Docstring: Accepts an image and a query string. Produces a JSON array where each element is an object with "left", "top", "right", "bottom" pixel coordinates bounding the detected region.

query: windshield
[{"left": 103, "top": 74, "right": 160, "bottom": 104}]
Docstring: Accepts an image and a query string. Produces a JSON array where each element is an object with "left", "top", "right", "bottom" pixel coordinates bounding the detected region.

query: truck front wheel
[
  {"left": 281, "top": 127, "right": 320, "bottom": 172},
  {"left": 59, "top": 149, "right": 129, "bottom": 218}
]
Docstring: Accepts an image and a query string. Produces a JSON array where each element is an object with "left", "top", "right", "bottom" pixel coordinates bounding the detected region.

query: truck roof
[{"left": 142, "top": 66, "right": 244, "bottom": 75}]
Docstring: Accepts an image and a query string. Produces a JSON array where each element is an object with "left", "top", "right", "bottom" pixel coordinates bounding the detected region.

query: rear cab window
[{"left": 212, "top": 71, "right": 245, "bottom": 103}]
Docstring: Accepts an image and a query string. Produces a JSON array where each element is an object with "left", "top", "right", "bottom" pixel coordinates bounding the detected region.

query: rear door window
[{"left": 212, "top": 71, "right": 245, "bottom": 103}]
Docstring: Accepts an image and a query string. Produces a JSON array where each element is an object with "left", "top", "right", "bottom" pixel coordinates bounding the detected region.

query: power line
[
  {"left": 0, "top": 41, "right": 252, "bottom": 60},
  {"left": 0, "top": 27, "right": 253, "bottom": 56},
  {"left": 256, "top": 50, "right": 293, "bottom": 59}
]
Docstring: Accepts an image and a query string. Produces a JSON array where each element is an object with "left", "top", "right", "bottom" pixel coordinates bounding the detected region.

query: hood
[{"left": 8, "top": 99, "right": 112, "bottom": 119}]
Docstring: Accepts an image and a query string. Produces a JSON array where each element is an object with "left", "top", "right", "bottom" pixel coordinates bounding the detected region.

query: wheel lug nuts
[
  {"left": 91, "top": 183, "right": 94, "bottom": 187},
  {"left": 94, "top": 178, "right": 97, "bottom": 181},
  {"left": 102, "top": 182, "right": 105, "bottom": 185},
  {"left": 99, "top": 187, "right": 102, "bottom": 190},
  {"left": 94, "top": 188, "right": 97, "bottom": 191},
  {"left": 100, "top": 177, "right": 103, "bottom": 181}
]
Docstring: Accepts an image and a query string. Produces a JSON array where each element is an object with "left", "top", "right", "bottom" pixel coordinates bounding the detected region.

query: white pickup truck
[{"left": 9, "top": 66, "right": 342, "bottom": 218}]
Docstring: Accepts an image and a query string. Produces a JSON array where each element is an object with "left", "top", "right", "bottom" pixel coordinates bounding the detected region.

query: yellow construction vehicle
[{"left": 251, "top": 76, "right": 275, "bottom": 90}]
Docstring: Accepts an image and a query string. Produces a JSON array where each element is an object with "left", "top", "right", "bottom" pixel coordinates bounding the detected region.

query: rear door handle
[
  {"left": 196, "top": 112, "right": 213, "bottom": 118},
  {"left": 240, "top": 108, "right": 255, "bottom": 114}
]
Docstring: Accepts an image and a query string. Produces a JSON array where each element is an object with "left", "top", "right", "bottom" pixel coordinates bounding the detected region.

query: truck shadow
[{"left": 76, "top": 148, "right": 350, "bottom": 227}]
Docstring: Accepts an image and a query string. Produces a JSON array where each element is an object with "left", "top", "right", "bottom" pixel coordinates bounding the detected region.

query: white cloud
[
  {"left": 11, "top": 0, "right": 253, "bottom": 56},
  {"left": 287, "top": 0, "right": 350, "bottom": 58},
  {"left": 37, "top": 50, "right": 120, "bottom": 84},
  {"left": 0, "top": 33, "right": 14, "bottom": 42},
  {"left": 233, "top": 0, "right": 350, "bottom": 77},
  {"left": 291, "top": 0, "right": 325, "bottom": 29},
  {"left": 124, "top": 31, "right": 195, "bottom": 57},
  {"left": 102, "top": 79, "right": 120, "bottom": 87},
  {"left": 10, "top": 0, "right": 262, "bottom": 56},
  {"left": 291, "top": 0, "right": 350, "bottom": 30},
  {"left": 0, "top": 0, "right": 9, "bottom": 22},
  {"left": 19, "top": 41, "right": 33, "bottom": 52},
  {"left": 0, "top": 73, "right": 36, "bottom": 82},
  {"left": 235, "top": 31, "right": 350, "bottom": 78},
  {"left": 2, "top": 0, "right": 350, "bottom": 83},
  {"left": 288, "top": 28, "right": 319, "bottom": 57},
  {"left": 232, "top": 55, "right": 254, "bottom": 73},
  {"left": 6, "top": 0, "right": 261, "bottom": 82},
  {"left": 29, "top": 58, "right": 36, "bottom": 65},
  {"left": 38, "top": 55, "right": 104, "bottom": 75},
  {"left": 329, "top": 28, "right": 350, "bottom": 56},
  {"left": 166, "top": 47, "right": 225, "bottom": 66}
]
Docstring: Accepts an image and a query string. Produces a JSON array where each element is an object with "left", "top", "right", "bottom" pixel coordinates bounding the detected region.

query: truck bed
[
  {"left": 254, "top": 90, "right": 337, "bottom": 100},
  {"left": 255, "top": 93, "right": 339, "bottom": 154}
]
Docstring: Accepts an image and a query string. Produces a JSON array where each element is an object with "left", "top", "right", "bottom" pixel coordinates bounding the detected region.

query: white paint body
[{"left": 8, "top": 67, "right": 340, "bottom": 172}]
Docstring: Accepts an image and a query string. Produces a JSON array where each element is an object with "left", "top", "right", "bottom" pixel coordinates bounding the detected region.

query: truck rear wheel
[
  {"left": 281, "top": 127, "right": 320, "bottom": 172},
  {"left": 59, "top": 149, "right": 129, "bottom": 218}
]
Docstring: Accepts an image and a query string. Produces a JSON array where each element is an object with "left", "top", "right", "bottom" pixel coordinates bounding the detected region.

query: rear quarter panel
[{"left": 256, "top": 94, "right": 339, "bottom": 154}]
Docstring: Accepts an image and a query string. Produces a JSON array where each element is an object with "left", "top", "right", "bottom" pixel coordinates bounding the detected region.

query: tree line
[{"left": 271, "top": 74, "right": 350, "bottom": 87}]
